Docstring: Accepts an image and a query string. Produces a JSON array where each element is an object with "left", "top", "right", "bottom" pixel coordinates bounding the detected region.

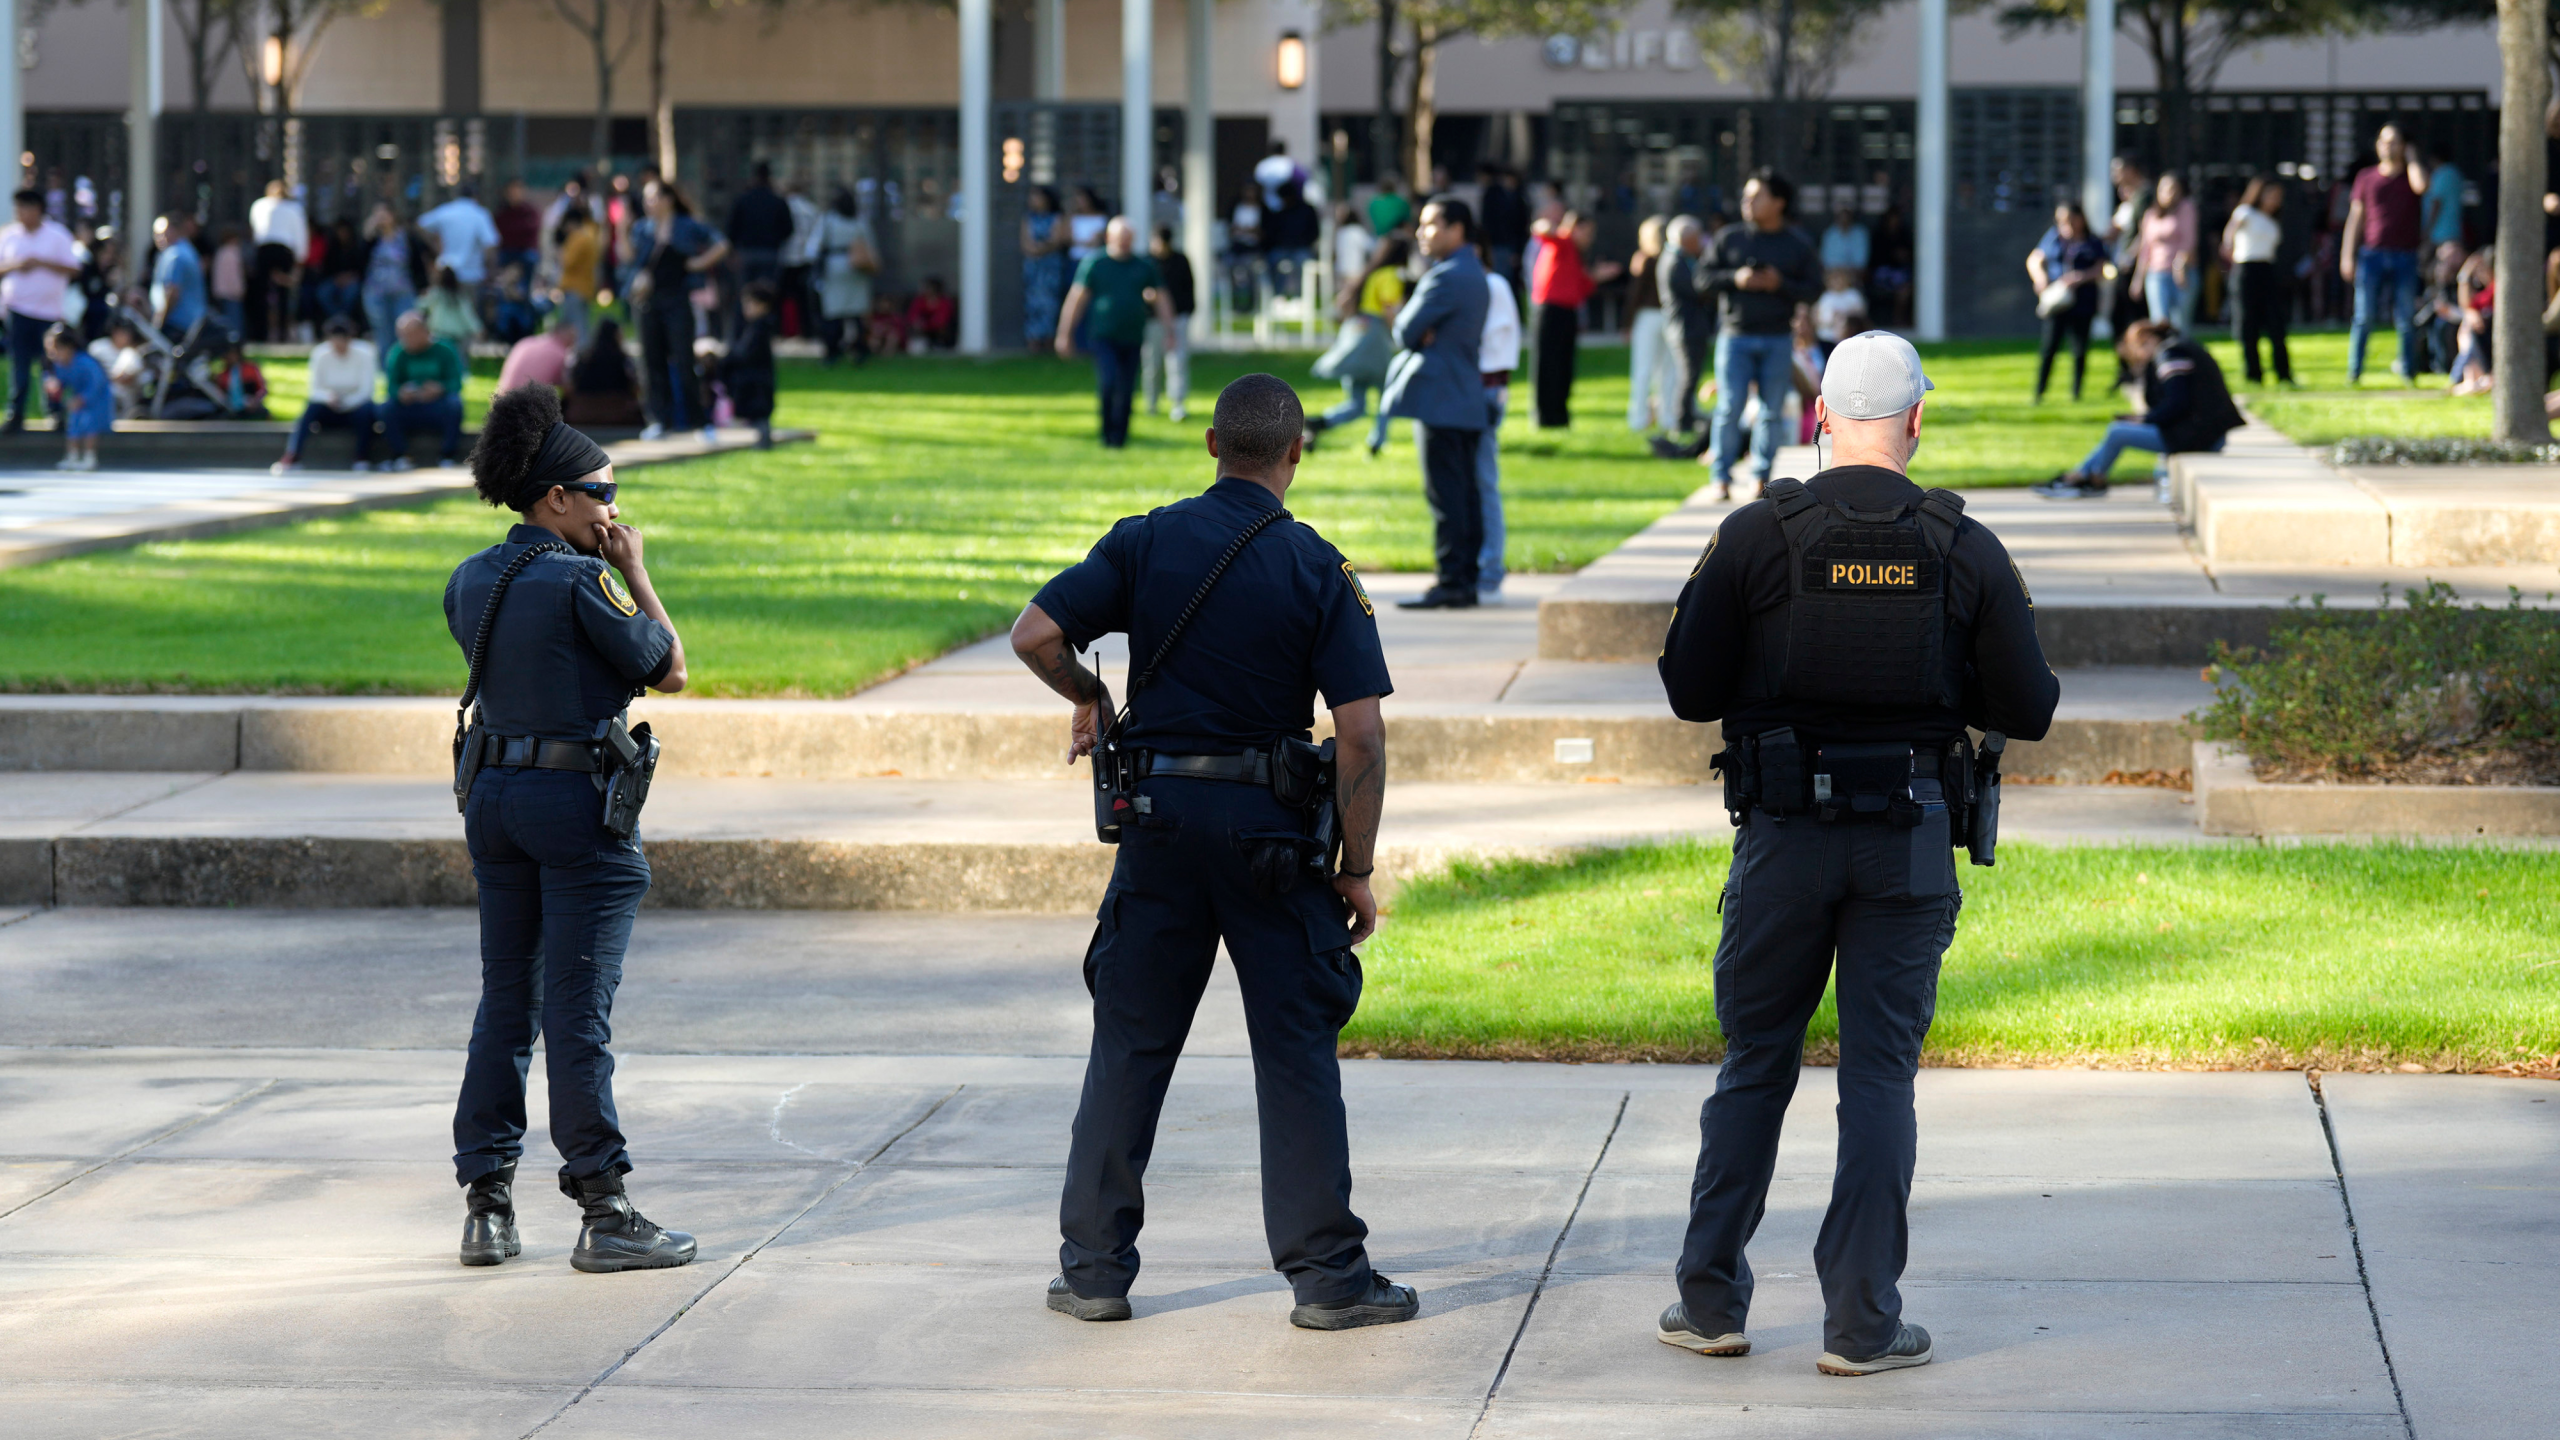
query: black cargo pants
[
  {"left": 1677, "top": 800, "right": 1962, "bottom": 1357},
  {"left": 1059, "top": 774, "right": 1375, "bottom": 1306}
]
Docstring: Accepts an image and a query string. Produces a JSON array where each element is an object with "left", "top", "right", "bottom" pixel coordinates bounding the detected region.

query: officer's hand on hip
[
  {"left": 1333, "top": 873, "right": 1378, "bottom": 944},
  {"left": 596, "top": 520, "right": 646, "bottom": 575},
  {"left": 1067, "top": 680, "right": 1111, "bottom": 763}
]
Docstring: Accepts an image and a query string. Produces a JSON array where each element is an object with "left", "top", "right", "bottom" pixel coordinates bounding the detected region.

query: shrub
[
  {"left": 2332, "top": 436, "right": 2560, "bottom": 466},
  {"left": 2192, "top": 583, "right": 2560, "bottom": 784}
]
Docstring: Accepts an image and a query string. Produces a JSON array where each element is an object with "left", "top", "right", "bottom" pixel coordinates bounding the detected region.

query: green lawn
[
  {"left": 0, "top": 329, "right": 2507, "bottom": 696},
  {"left": 1348, "top": 838, "right": 2560, "bottom": 1074},
  {"left": 2196, "top": 329, "right": 2500, "bottom": 446},
  {"left": 0, "top": 352, "right": 1701, "bottom": 696}
]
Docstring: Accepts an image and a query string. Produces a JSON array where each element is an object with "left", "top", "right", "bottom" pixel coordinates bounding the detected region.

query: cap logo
[{"left": 1848, "top": 390, "right": 1869, "bottom": 412}]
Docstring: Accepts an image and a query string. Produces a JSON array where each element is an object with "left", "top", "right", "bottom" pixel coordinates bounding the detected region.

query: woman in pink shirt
[{"left": 2137, "top": 173, "right": 2197, "bottom": 330}]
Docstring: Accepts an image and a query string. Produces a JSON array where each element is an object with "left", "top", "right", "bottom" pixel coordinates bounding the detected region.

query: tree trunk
[
  {"left": 1405, "top": 24, "right": 1437, "bottom": 195},
  {"left": 1765, "top": 0, "right": 1797, "bottom": 176},
  {"left": 590, "top": 1, "right": 615, "bottom": 173},
  {"left": 2495, "top": 0, "right": 2552, "bottom": 442},
  {"left": 650, "top": 0, "right": 674, "bottom": 176},
  {"left": 1373, "top": 0, "right": 1400, "bottom": 185},
  {"left": 273, "top": 8, "right": 296, "bottom": 122},
  {"left": 2160, "top": 8, "right": 2189, "bottom": 177}
]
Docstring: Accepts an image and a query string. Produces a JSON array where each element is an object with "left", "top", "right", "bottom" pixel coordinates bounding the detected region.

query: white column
[
  {"left": 1122, "top": 0, "right": 1152, "bottom": 224},
  {"left": 959, "top": 0, "right": 992, "bottom": 354},
  {"left": 2082, "top": 0, "right": 2115, "bottom": 224},
  {"left": 1035, "top": 0, "right": 1064, "bottom": 100},
  {"left": 128, "top": 0, "right": 163, "bottom": 288},
  {"left": 1184, "top": 0, "right": 1214, "bottom": 344},
  {"left": 0, "top": 0, "right": 20, "bottom": 195},
  {"left": 1914, "top": 0, "right": 1948, "bottom": 341}
]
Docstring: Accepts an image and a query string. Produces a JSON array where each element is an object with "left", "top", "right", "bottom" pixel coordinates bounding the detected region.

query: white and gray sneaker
[
  {"left": 639, "top": 422, "right": 667, "bottom": 442},
  {"left": 1657, "top": 1302, "right": 1749, "bottom": 1356},
  {"left": 1818, "top": 1321, "right": 1933, "bottom": 1376}
]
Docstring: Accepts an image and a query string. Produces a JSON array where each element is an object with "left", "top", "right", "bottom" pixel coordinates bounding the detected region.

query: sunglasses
[{"left": 565, "top": 480, "right": 618, "bottom": 505}]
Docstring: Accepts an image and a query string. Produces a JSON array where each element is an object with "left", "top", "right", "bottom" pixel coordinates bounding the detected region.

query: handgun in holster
[
  {"left": 599, "top": 714, "right": 660, "bottom": 840},
  {"left": 1965, "top": 730, "right": 2004, "bottom": 866}
]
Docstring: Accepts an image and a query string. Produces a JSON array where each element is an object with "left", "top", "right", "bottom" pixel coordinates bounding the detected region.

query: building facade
[{"left": 14, "top": 0, "right": 2500, "bottom": 336}]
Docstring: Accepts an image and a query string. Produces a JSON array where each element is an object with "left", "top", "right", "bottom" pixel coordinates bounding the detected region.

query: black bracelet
[{"left": 1338, "top": 866, "right": 1374, "bottom": 880}]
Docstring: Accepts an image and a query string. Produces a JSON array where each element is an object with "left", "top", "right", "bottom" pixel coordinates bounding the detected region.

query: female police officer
[{"left": 445, "top": 383, "right": 694, "bottom": 1273}]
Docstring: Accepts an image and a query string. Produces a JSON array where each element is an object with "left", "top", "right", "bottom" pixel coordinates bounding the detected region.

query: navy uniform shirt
[
  {"left": 1659, "top": 465, "right": 2058, "bottom": 745},
  {"left": 445, "top": 524, "right": 675, "bottom": 741},
  {"left": 1033, "top": 476, "right": 1391, "bottom": 754}
]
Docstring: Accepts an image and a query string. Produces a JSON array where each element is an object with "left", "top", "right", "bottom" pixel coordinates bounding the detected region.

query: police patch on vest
[
  {"left": 599, "top": 569, "right": 639, "bottom": 617},
  {"left": 1802, "top": 541, "right": 1941, "bottom": 593},
  {"left": 1820, "top": 559, "right": 1923, "bottom": 588},
  {"left": 1341, "top": 561, "right": 1374, "bottom": 616}
]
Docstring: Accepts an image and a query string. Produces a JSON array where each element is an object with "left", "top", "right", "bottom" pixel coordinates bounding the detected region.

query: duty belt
[
  {"left": 1139, "top": 750, "right": 1274, "bottom": 785},
  {"left": 484, "top": 735, "right": 603, "bottom": 773}
]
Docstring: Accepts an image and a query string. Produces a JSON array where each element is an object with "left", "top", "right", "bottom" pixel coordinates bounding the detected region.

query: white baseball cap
[{"left": 1819, "top": 330, "right": 1935, "bottom": 420}]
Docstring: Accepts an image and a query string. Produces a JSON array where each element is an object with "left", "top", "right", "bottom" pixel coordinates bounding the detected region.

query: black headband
[{"left": 516, "top": 421, "right": 613, "bottom": 507}]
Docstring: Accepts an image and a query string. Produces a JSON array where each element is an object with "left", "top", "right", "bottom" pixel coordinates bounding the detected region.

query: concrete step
[
  {"left": 0, "top": 665, "right": 2209, "bottom": 787},
  {"left": 1539, "top": 468, "right": 2560, "bottom": 667},
  {"left": 0, "top": 770, "right": 2211, "bottom": 909}
]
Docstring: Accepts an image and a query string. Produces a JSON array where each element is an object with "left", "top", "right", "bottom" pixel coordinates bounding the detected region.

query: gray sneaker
[
  {"left": 1818, "top": 1321, "right": 1933, "bottom": 1376},
  {"left": 1656, "top": 1302, "right": 1749, "bottom": 1356},
  {"left": 1046, "top": 1274, "right": 1132, "bottom": 1322},
  {"left": 1289, "top": 1274, "right": 1420, "bottom": 1331}
]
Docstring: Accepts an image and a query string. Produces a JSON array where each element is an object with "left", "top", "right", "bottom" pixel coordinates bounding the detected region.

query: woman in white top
[{"left": 2222, "top": 175, "right": 2291, "bottom": 385}]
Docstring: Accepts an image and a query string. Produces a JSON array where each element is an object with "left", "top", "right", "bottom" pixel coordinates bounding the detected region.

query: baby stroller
[{"left": 117, "top": 301, "right": 249, "bottom": 420}]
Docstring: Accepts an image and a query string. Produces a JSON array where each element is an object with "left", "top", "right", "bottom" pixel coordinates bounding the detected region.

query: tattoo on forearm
[
  {"left": 1027, "top": 642, "right": 1101, "bottom": 703},
  {"left": 1341, "top": 753, "right": 1385, "bottom": 868}
]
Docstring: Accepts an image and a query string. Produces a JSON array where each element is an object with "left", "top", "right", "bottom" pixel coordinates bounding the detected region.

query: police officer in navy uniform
[
  {"left": 1010, "top": 372, "right": 1419, "bottom": 1331},
  {"left": 1654, "top": 333, "right": 2059, "bottom": 1375},
  {"left": 445, "top": 384, "right": 697, "bottom": 1274}
]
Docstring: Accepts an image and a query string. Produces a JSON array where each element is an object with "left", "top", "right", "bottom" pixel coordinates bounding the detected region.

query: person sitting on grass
[
  {"left": 2032, "top": 319, "right": 2239, "bottom": 503},
  {"left": 43, "top": 322, "right": 111, "bottom": 471},
  {"left": 382, "top": 310, "right": 466, "bottom": 471},
  {"left": 563, "top": 316, "right": 647, "bottom": 429},
  {"left": 904, "top": 276, "right": 956, "bottom": 350},
  {"left": 497, "top": 312, "right": 579, "bottom": 395},
  {"left": 273, "top": 315, "right": 379, "bottom": 473},
  {"left": 210, "top": 335, "right": 270, "bottom": 418},
  {"left": 421, "top": 264, "right": 484, "bottom": 354},
  {"left": 713, "top": 279, "right": 778, "bottom": 448}
]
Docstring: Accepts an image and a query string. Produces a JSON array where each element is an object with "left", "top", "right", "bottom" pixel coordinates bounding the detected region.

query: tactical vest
[{"left": 1746, "top": 476, "right": 1967, "bottom": 710}]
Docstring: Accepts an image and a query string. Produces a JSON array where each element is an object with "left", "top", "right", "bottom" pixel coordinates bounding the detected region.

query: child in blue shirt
[{"left": 45, "top": 324, "right": 113, "bottom": 471}]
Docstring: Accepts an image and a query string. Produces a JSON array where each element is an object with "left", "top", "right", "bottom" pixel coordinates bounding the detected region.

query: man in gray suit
[
  {"left": 1658, "top": 215, "right": 1712, "bottom": 447},
  {"left": 1382, "top": 197, "right": 1491, "bottom": 610}
]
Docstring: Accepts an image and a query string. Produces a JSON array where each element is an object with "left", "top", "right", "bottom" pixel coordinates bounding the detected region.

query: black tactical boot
[
  {"left": 563, "top": 1170, "right": 698, "bottom": 1274},
  {"left": 459, "top": 1164, "right": 521, "bottom": 1267}
]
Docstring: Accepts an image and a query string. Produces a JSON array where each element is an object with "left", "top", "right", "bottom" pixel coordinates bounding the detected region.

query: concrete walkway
[
  {"left": 0, "top": 906, "right": 2549, "bottom": 1438},
  {"left": 0, "top": 427, "right": 811, "bottom": 570}
]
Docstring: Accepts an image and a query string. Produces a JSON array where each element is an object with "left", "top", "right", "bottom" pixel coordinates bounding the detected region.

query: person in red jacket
[{"left": 1527, "top": 212, "right": 1621, "bottom": 428}]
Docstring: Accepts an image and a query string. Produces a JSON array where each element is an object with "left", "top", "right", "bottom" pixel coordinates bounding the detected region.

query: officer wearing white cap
[{"left": 1653, "top": 330, "right": 2059, "bottom": 1376}]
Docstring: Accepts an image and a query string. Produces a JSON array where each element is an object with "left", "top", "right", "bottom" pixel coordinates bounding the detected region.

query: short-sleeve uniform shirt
[
  {"left": 1032, "top": 477, "right": 1392, "bottom": 754},
  {"left": 445, "top": 524, "right": 675, "bottom": 741}
]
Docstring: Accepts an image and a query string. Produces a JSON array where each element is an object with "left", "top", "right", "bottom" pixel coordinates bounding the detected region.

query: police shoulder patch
[
  {"left": 1689, "top": 531, "right": 1718, "bottom": 579},
  {"left": 1341, "top": 561, "right": 1374, "bottom": 616},
  {"left": 599, "top": 568, "right": 640, "bottom": 617}
]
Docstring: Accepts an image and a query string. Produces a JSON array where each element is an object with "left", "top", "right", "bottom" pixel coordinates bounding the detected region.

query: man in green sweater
[
  {"left": 1055, "top": 218, "right": 1173, "bottom": 449},
  {"left": 382, "top": 310, "right": 467, "bottom": 471}
]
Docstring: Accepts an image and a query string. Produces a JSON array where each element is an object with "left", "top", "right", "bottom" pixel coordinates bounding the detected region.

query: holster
[
  {"left": 598, "top": 716, "right": 659, "bottom": 841},
  {"left": 1967, "top": 731, "right": 2006, "bottom": 867},
  {"left": 1710, "top": 727, "right": 1810, "bottom": 824},
  {"left": 1244, "top": 736, "right": 1339, "bottom": 898},
  {"left": 452, "top": 714, "right": 487, "bottom": 814}
]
